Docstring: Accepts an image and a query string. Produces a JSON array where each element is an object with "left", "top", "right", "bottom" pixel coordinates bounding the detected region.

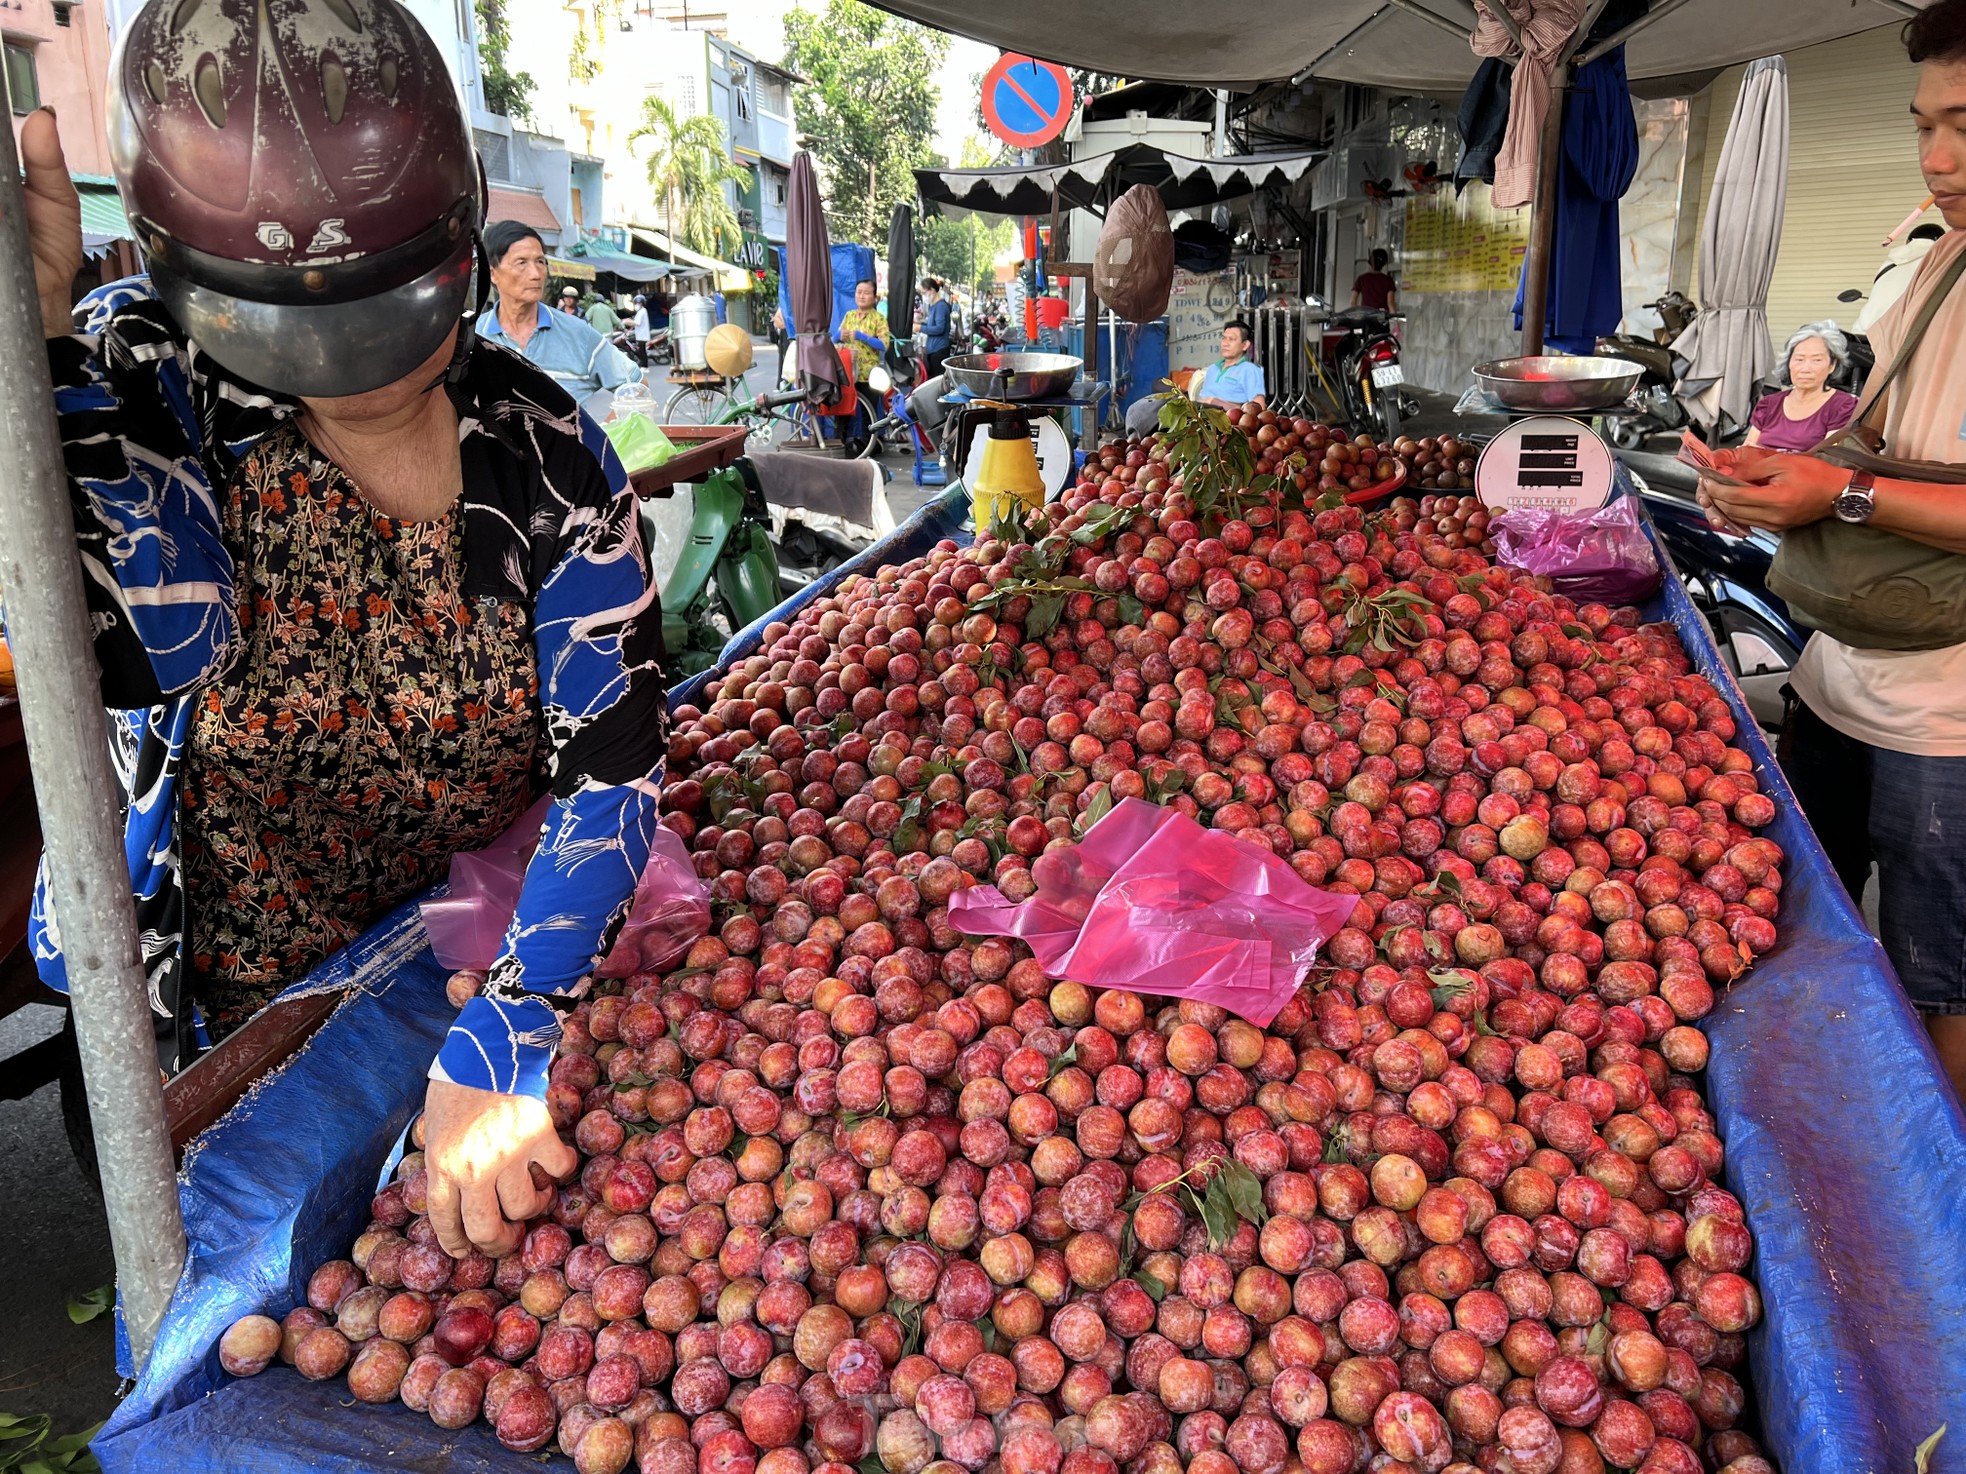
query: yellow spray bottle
[{"left": 968, "top": 403, "right": 1046, "bottom": 536}]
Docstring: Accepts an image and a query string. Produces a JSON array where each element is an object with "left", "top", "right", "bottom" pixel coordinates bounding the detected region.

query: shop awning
[
  {"left": 567, "top": 237, "right": 675, "bottom": 284},
  {"left": 863, "top": 0, "right": 1919, "bottom": 88},
  {"left": 487, "top": 185, "right": 562, "bottom": 236},
  {"left": 914, "top": 143, "right": 1324, "bottom": 219},
  {"left": 72, "top": 174, "right": 134, "bottom": 257},
  {"left": 628, "top": 228, "right": 755, "bottom": 292}
]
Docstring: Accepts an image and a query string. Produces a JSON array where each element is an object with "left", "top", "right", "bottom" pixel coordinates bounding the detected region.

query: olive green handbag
[{"left": 1765, "top": 244, "right": 1966, "bottom": 651}]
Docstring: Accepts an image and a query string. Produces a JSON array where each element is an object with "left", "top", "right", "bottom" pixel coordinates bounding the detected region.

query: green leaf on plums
[
  {"left": 1216, "top": 1160, "right": 1269, "bottom": 1228},
  {"left": 1322, "top": 1127, "right": 1350, "bottom": 1164},
  {"left": 893, "top": 796, "right": 925, "bottom": 853},
  {"left": 1076, "top": 786, "right": 1115, "bottom": 837},
  {"left": 1133, "top": 1267, "right": 1167, "bottom": 1301},
  {"left": 1562, "top": 623, "right": 1592, "bottom": 639},
  {"left": 1419, "top": 870, "right": 1463, "bottom": 900},
  {"left": 1194, "top": 1187, "right": 1235, "bottom": 1250},
  {"left": 858, "top": 1456, "right": 886, "bottom": 1474},
  {"left": 1070, "top": 501, "right": 1132, "bottom": 545},
  {"left": 1428, "top": 969, "right": 1475, "bottom": 1006}
]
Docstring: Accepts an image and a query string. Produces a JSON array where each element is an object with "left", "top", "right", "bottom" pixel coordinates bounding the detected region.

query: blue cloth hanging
[
  {"left": 1514, "top": 45, "right": 1639, "bottom": 352},
  {"left": 1456, "top": 57, "right": 1513, "bottom": 194}
]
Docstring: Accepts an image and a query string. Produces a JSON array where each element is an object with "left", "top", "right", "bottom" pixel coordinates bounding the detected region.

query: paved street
[{"left": 0, "top": 1003, "right": 120, "bottom": 1440}]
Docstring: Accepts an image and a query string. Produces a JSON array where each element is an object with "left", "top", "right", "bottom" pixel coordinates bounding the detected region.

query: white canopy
[{"left": 865, "top": 0, "right": 1926, "bottom": 87}]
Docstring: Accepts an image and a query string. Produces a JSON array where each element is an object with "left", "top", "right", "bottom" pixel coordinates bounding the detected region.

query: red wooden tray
[{"left": 628, "top": 424, "right": 750, "bottom": 497}]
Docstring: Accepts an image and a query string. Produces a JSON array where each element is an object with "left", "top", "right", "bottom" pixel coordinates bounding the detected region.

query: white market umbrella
[{"left": 1672, "top": 55, "right": 1791, "bottom": 432}]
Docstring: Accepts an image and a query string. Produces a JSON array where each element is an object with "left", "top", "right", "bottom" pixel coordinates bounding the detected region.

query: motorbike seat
[
  {"left": 908, "top": 375, "right": 951, "bottom": 434},
  {"left": 1328, "top": 307, "right": 1390, "bottom": 330}
]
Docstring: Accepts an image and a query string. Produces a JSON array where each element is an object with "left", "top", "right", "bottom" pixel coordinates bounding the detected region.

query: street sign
[
  {"left": 1474, "top": 416, "right": 1617, "bottom": 515},
  {"left": 981, "top": 53, "right": 1075, "bottom": 151}
]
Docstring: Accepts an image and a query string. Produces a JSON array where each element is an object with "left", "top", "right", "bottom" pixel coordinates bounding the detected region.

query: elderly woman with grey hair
[{"left": 1745, "top": 322, "right": 1860, "bottom": 451}]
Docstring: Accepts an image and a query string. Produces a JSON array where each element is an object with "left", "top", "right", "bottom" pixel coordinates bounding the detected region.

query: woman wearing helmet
[{"left": 20, "top": 0, "right": 667, "bottom": 1258}]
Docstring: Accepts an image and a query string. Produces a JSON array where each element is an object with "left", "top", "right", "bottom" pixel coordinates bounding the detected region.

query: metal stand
[{"left": 0, "top": 120, "right": 186, "bottom": 1372}]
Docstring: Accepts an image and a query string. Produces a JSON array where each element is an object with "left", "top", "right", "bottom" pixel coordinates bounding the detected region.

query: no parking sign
[{"left": 981, "top": 53, "right": 1076, "bottom": 151}]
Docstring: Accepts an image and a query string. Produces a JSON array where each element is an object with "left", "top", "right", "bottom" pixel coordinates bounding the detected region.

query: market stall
[
  {"left": 0, "top": 13, "right": 1962, "bottom": 1474},
  {"left": 82, "top": 446, "right": 1966, "bottom": 1471}
]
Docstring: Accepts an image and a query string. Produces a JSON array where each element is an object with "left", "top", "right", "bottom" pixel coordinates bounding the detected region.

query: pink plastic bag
[
  {"left": 420, "top": 796, "right": 552, "bottom": 970},
  {"left": 596, "top": 826, "right": 711, "bottom": 980},
  {"left": 1489, "top": 494, "right": 1662, "bottom": 606},
  {"left": 947, "top": 798, "right": 1357, "bottom": 1026}
]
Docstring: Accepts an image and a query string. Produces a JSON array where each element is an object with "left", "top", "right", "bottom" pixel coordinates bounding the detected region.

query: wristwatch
[{"left": 1833, "top": 468, "right": 1878, "bottom": 524}]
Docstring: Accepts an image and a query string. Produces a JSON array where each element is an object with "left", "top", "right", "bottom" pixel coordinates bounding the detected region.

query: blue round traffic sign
[{"left": 981, "top": 53, "right": 1075, "bottom": 151}]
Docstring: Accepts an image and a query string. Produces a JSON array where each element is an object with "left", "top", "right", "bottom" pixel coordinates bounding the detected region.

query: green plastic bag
[{"left": 604, "top": 413, "right": 677, "bottom": 474}]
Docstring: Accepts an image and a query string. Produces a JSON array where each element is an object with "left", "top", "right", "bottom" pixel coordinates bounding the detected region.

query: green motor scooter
[{"left": 628, "top": 389, "right": 813, "bottom": 675}]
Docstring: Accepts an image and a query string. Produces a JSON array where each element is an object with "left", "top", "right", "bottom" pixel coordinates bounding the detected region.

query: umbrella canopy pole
[
  {"left": 1519, "top": 75, "right": 1572, "bottom": 355},
  {"left": 0, "top": 123, "right": 186, "bottom": 1370}
]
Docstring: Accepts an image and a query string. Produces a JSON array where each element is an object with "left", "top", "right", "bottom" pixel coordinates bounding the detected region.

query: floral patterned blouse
[
  {"left": 179, "top": 425, "right": 545, "bottom": 1036},
  {"left": 30, "top": 280, "right": 669, "bottom": 1100}
]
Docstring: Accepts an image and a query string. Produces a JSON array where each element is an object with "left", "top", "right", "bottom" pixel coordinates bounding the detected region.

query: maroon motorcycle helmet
[{"left": 107, "top": 0, "right": 481, "bottom": 397}]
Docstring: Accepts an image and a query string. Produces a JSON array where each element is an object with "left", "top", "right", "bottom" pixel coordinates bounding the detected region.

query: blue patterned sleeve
[
  {"left": 44, "top": 282, "right": 260, "bottom": 704},
  {"left": 430, "top": 416, "right": 667, "bottom": 1099}
]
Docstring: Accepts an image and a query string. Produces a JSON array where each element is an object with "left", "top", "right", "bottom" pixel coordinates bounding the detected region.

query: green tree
[
  {"left": 919, "top": 140, "right": 1017, "bottom": 297},
  {"left": 782, "top": 0, "right": 949, "bottom": 246},
  {"left": 474, "top": 0, "right": 535, "bottom": 124},
  {"left": 630, "top": 98, "right": 748, "bottom": 257}
]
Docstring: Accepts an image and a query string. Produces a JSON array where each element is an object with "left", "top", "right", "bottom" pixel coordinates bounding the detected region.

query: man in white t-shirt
[{"left": 1700, "top": 0, "right": 1966, "bottom": 1103}]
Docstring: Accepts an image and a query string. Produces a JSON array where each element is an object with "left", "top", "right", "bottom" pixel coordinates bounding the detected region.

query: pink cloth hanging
[{"left": 1471, "top": 0, "right": 1589, "bottom": 209}]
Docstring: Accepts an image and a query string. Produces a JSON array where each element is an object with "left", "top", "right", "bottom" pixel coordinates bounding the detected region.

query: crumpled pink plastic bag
[
  {"left": 947, "top": 798, "right": 1356, "bottom": 1025},
  {"left": 596, "top": 825, "right": 711, "bottom": 979},
  {"left": 1489, "top": 494, "right": 1662, "bottom": 606},
  {"left": 421, "top": 796, "right": 552, "bottom": 970}
]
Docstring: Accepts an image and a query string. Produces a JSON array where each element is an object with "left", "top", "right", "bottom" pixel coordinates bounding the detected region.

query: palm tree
[{"left": 629, "top": 97, "right": 748, "bottom": 258}]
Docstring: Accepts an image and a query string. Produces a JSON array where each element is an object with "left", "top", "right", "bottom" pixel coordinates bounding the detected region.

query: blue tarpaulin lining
[{"left": 91, "top": 472, "right": 1966, "bottom": 1473}]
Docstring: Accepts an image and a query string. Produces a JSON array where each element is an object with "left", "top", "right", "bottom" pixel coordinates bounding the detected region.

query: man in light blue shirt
[
  {"left": 1124, "top": 317, "right": 1267, "bottom": 435},
  {"left": 475, "top": 221, "right": 638, "bottom": 413},
  {"left": 1196, "top": 320, "right": 1266, "bottom": 410}
]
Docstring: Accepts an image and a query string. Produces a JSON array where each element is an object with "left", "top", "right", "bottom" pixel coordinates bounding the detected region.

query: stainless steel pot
[
  {"left": 942, "top": 351, "right": 1083, "bottom": 401},
  {"left": 1472, "top": 355, "right": 1644, "bottom": 413}
]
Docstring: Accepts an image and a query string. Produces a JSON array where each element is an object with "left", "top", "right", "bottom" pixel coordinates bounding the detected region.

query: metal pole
[
  {"left": 1575, "top": 0, "right": 1698, "bottom": 66},
  {"left": 0, "top": 125, "right": 186, "bottom": 1369},
  {"left": 1385, "top": 0, "right": 1483, "bottom": 43},
  {"left": 1518, "top": 72, "right": 1571, "bottom": 356}
]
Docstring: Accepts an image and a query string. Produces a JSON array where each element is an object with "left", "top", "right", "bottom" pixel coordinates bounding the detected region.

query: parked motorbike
[
  {"left": 1623, "top": 452, "right": 1803, "bottom": 731},
  {"left": 1596, "top": 292, "right": 1699, "bottom": 450},
  {"left": 856, "top": 350, "right": 930, "bottom": 461},
  {"left": 1323, "top": 307, "right": 1413, "bottom": 440},
  {"left": 610, "top": 327, "right": 674, "bottom": 368},
  {"left": 638, "top": 457, "right": 783, "bottom": 675}
]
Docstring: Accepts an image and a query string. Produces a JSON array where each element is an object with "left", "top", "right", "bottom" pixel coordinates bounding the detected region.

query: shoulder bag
[{"left": 1765, "top": 243, "right": 1966, "bottom": 650}]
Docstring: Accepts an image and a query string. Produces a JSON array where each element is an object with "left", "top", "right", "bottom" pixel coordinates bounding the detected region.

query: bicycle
[
  {"left": 664, "top": 372, "right": 735, "bottom": 426},
  {"left": 709, "top": 381, "right": 825, "bottom": 451}
]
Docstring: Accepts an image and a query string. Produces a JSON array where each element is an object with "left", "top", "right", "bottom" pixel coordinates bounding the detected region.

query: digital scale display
[{"left": 1474, "top": 416, "right": 1615, "bottom": 514}]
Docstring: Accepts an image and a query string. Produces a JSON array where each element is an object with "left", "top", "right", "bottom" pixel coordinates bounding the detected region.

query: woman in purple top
[{"left": 1746, "top": 322, "right": 1859, "bottom": 452}]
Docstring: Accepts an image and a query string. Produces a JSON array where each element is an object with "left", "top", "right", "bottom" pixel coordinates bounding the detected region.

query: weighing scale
[
  {"left": 1467, "top": 355, "right": 1639, "bottom": 515},
  {"left": 1473, "top": 414, "right": 1619, "bottom": 515}
]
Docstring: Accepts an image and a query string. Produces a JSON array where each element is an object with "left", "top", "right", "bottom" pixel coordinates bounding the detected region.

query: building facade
[{"left": 6, "top": 0, "right": 114, "bottom": 176}]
